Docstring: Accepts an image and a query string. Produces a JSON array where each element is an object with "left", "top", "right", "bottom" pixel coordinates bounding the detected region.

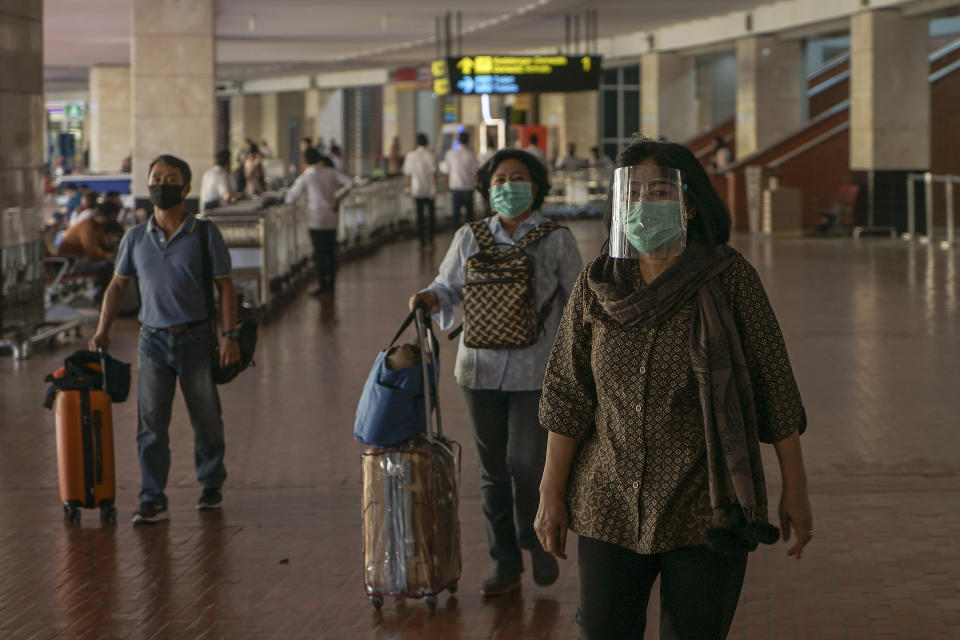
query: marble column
[
  {"left": 850, "top": 9, "right": 929, "bottom": 171},
  {"left": 849, "top": 9, "right": 930, "bottom": 233},
  {"left": 538, "top": 92, "right": 598, "bottom": 160},
  {"left": 131, "top": 0, "right": 215, "bottom": 204},
  {"left": 259, "top": 92, "right": 279, "bottom": 158},
  {"left": 641, "top": 52, "right": 696, "bottom": 142},
  {"left": 0, "top": 1, "right": 44, "bottom": 243},
  {"left": 735, "top": 35, "right": 804, "bottom": 158},
  {"left": 89, "top": 65, "right": 131, "bottom": 173}
]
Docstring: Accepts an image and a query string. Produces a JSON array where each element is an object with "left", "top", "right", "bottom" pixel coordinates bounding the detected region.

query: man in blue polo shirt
[{"left": 90, "top": 154, "right": 240, "bottom": 524}]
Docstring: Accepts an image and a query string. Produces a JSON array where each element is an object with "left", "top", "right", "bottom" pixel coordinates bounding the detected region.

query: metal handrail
[{"left": 905, "top": 172, "right": 960, "bottom": 249}]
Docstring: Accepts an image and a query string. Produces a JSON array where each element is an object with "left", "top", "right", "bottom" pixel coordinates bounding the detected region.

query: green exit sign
[{"left": 65, "top": 103, "right": 84, "bottom": 119}]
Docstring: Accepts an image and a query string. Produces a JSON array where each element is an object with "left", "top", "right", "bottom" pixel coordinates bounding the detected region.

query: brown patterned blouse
[{"left": 539, "top": 253, "right": 806, "bottom": 554}]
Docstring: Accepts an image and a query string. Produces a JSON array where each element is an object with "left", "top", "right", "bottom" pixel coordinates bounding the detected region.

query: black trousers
[
  {"left": 577, "top": 536, "right": 748, "bottom": 640},
  {"left": 450, "top": 189, "right": 474, "bottom": 229},
  {"left": 308, "top": 229, "right": 337, "bottom": 290},
  {"left": 460, "top": 387, "right": 548, "bottom": 575},
  {"left": 414, "top": 197, "right": 436, "bottom": 247}
]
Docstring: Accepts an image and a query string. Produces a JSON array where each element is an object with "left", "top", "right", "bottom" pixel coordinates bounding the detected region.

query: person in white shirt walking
[
  {"left": 588, "top": 146, "right": 613, "bottom": 170},
  {"left": 200, "top": 150, "right": 237, "bottom": 211},
  {"left": 285, "top": 148, "right": 354, "bottom": 295},
  {"left": 555, "top": 143, "right": 585, "bottom": 172},
  {"left": 402, "top": 133, "right": 438, "bottom": 248},
  {"left": 523, "top": 134, "right": 547, "bottom": 168},
  {"left": 443, "top": 131, "right": 479, "bottom": 228}
]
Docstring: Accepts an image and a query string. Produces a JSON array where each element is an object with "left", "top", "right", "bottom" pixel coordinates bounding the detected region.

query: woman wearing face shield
[
  {"left": 534, "top": 137, "right": 812, "bottom": 639},
  {"left": 409, "top": 150, "right": 583, "bottom": 596}
]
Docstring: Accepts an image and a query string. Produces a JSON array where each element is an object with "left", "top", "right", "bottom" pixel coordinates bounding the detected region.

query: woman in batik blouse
[{"left": 535, "top": 137, "right": 813, "bottom": 640}]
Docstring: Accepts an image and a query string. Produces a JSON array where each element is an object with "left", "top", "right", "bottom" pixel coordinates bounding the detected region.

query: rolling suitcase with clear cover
[{"left": 361, "top": 306, "right": 462, "bottom": 610}]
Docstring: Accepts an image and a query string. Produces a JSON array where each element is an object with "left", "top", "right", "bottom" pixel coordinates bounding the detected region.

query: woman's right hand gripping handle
[
  {"left": 535, "top": 431, "right": 581, "bottom": 560},
  {"left": 408, "top": 291, "right": 439, "bottom": 314}
]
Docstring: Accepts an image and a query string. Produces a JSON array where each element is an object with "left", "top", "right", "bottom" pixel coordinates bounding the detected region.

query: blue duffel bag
[{"left": 354, "top": 310, "right": 438, "bottom": 448}]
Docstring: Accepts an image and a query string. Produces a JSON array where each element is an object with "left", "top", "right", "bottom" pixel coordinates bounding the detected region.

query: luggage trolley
[{"left": 360, "top": 306, "right": 461, "bottom": 610}]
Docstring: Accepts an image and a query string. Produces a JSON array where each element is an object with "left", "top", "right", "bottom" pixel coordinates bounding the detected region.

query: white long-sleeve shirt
[{"left": 284, "top": 165, "right": 354, "bottom": 230}]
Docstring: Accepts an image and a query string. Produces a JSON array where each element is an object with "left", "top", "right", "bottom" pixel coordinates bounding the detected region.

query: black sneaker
[
  {"left": 197, "top": 488, "right": 222, "bottom": 510},
  {"left": 531, "top": 549, "right": 559, "bottom": 586},
  {"left": 132, "top": 501, "right": 169, "bottom": 524},
  {"left": 480, "top": 570, "right": 522, "bottom": 596}
]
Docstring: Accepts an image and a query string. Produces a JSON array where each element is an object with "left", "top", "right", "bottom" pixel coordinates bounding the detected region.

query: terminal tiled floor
[{"left": 1, "top": 221, "right": 959, "bottom": 639}]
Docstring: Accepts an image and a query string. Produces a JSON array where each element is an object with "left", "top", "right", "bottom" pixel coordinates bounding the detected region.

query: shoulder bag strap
[
  {"left": 198, "top": 220, "right": 217, "bottom": 323},
  {"left": 514, "top": 220, "right": 562, "bottom": 251},
  {"left": 387, "top": 308, "right": 438, "bottom": 352},
  {"left": 468, "top": 219, "right": 497, "bottom": 253}
]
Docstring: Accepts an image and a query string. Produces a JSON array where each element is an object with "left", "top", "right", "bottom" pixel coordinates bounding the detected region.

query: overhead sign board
[
  {"left": 432, "top": 55, "right": 601, "bottom": 96},
  {"left": 65, "top": 103, "right": 84, "bottom": 119}
]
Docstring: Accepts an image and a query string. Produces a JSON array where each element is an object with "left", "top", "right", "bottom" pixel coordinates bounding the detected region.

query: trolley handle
[{"left": 413, "top": 306, "right": 443, "bottom": 442}]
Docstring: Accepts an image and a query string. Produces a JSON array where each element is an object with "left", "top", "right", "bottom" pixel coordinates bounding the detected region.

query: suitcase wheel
[
  {"left": 426, "top": 596, "right": 437, "bottom": 610},
  {"left": 369, "top": 596, "right": 383, "bottom": 611},
  {"left": 447, "top": 582, "right": 457, "bottom": 595},
  {"left": 100, "top": 505, "right": 118, "bottom": 523},
  {"left": 63, "top": 504, "right": 81, "bottom": 523}
]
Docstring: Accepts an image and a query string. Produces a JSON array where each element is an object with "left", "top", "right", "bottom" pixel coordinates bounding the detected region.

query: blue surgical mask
[
  {"left": 490, "top": 182, "right": 533, "bottom": 218},
  {"left": 623, "top": 201, "right": 684, "bottom": 254}
]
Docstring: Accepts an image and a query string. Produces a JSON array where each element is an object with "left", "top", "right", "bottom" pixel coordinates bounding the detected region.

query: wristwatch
[{"left": 221, "top": 329, "right": 240, "bottom": 341}]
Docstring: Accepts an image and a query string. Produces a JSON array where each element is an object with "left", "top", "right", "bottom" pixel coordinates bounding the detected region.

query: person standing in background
[
  {"left": 200, "top": 150, "right": 237, "bottom": 212},
  {"left": 523, "top": 134, "right": 547, "bottom": 168},
  {"left": 588, "top": 146, "right": 612, "bottom": 170},
  {"left": 285, "top": 148, "right": 354, "bottom": 295},
  {"left": 555, "top": 143, "right": 584, "bottom": 172},
  {"left": 711, "top": 137, "right": 732, "bottom": 172},
  {"left": 329, "top": 144, "right": 345, "bottom": 174},
  {"left": 258, "top": 140, "right": 274, "bottom": 159},
  {"left": 402, "top": 133, "right": 438, "bottom": 249},
  {"left": 387, "top": 136, "right": 403, "bottom": 175},
  {"left": 478, "top": 134, "right": 498, "bottom": 166},
  {"left": 443, "top": 131, "right": 479, "bottom": 229},
  {"left": 242, "top": 145, "right": 265, "bottom": 197}
]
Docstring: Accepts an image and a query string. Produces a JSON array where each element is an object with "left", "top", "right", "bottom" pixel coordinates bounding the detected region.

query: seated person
[
  {"left": 69, "top": 190, "right": 100, "bottom": 227},
  {"left": 58, "top": 201, "right": 121, "bottom": 305},
  {"left": 58, "top": 201, "right": 118, "bottom": 268}
]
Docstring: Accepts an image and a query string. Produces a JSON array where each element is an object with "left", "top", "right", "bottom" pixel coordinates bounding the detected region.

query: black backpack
[
  {"left": 456, "top": 219, "right": 561, "bottom": 350},
  {"left": 43, "top": 350, "right": 131, "bottom": 409}
]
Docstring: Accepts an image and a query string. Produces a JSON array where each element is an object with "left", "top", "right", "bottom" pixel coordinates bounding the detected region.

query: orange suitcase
[{"left": 54, "top": 385, "right": 117, "bottom": 523}]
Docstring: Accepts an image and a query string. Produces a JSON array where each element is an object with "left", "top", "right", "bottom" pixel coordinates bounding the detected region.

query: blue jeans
[
  {"left": 137, "top": 324, "right": 227, "bottom": 505},
  {"left": 460, "top": 387, "right": 547, "bottom": 575}
]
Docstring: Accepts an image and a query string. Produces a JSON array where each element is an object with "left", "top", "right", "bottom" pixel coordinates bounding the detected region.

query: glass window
[
  {"left": 603, "top": 90, "right": 619, "bottom": 138},
  {"left": 598, "top": 65, "right": 642, "bottom": 161},
  {"left": 622, "top": 90, "right": 640, "bottom": 138}
]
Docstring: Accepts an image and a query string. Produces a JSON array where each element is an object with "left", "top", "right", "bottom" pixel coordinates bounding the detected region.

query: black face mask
[{"left": 149, "top": 184, "right": 186, "bottom": 210}]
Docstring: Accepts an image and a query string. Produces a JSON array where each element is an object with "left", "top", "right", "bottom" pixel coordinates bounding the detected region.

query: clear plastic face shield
[{"left": 609, "top": 165, "right": 688, "bottom": 260}]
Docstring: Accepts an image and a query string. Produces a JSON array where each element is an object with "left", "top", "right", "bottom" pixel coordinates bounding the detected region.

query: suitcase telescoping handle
[
  {"left": 414, "top": 305, "right": 443, "bottom": 442},
  {"left": 97, "top": 348, "right": 108, "bottom": 392}
]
